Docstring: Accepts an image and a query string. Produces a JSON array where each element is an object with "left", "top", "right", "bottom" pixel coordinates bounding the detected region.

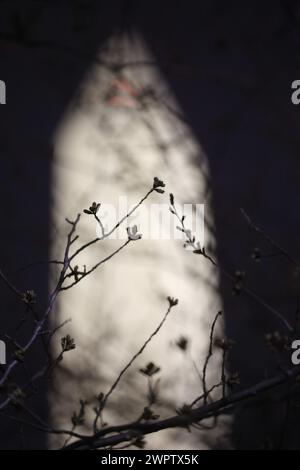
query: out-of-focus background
[{"left": 0, "top": 0, "right": 300, "bottom": 449}]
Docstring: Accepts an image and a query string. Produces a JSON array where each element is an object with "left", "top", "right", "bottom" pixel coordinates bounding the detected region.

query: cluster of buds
[
  {"left": 61, "top": 334, "right": 76, "bottom": 353},
  {"left": 83, "top": 202, "right": 101, "bottom": 215},
  {"left": 265, "top": 331, "right": 289, "bottom": 352},
  {"left": 141, "top": 406, "right": 159, "bottom": 421},
  {"left": 139, "top": 362, "right": 160, "bottom": 377},
  {"left": 71, "top": 399, "right": 88, "bottom": 427},
  {"left": 167, "top": 296, "right": 178, "bottom": 307},
  {"left": 152, "top": 177, "right": 165, "bottom": 194},
  {"left": 251, "top": 247, "right": 261, "bottom": 262},
  {"left": 71, "top": 265, "right": 86, "bottom": 282},
  {"left": 21, "top": 290, "right": 36, "bottom": 305},
  {"left": 232, "top": 270, "right": 246, "bottom": 295},
  {"left": 176, "top": 335, "right": 189, "bottom": 352},
  {"left": 127, "top": 225, "right": 142, "bottom": 241}
]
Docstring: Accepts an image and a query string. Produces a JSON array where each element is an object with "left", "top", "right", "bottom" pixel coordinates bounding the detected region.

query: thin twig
[
  {"left": 93, "top": 299, "right": 177, "bottom": 432},
  {"left": 240, "top": 208, "right": 300, "bottom": 269},
  {"left": 202, "top": 311, "right": 222, "bottom": 404}
]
